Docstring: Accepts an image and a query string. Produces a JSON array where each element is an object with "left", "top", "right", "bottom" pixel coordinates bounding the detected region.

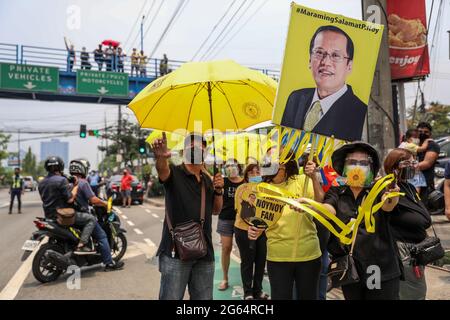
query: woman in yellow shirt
[{"left": 248, "top": 159, "right": 324, "bottom": 300}]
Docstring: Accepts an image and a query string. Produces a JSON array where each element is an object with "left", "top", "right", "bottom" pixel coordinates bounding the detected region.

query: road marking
[
  {"left": 144, "top": 238, "right": 156, "bottom": 247},
  {"left": 114, "top": 207, "right": 123, "bottom": 214},
  {"left": 145, "top": 209, "right": 151, "bottom": 213},
  {"left": 160, "top": 219, "right": 164, "bottom": 223},
  {"left": 126, "top": 220, "right": 135, "bottom": 227},
  {"left": 121, "top": 215, "right": 128, "bottom": 220},
  {"left": 0, "top": 202, "right": 8, "bottom": 208},
  {"left": 0, "top": 238, "right": 48, "bottom": 300},
  {"left": 134, "top": 228, "right": 143, "bottom": 235},
  {"left": 230, "top": 252, "right": 241, "bottom": 264},
  {"left": 152, "top": 213, "right": 159, "bottom": 219}
]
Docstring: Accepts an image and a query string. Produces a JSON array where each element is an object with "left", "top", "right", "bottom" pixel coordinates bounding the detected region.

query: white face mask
[{"left": 225, "top": 166, "right": 239, "bottom": 178}]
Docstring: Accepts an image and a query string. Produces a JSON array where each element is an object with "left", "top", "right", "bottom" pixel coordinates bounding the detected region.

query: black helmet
[
  {"left": 44, "top": 156, "right": 64, "bottom": 173},
  {"left": 69, "top": 158, "right": 90, "bottom": 177}
]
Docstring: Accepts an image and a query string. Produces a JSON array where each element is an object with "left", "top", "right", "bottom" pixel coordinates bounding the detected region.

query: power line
[
  {"left": 131, "top": 0, "right": 165, "bottom": 54},
  {"left": 199, "top": 0, "right": 249, "bottom": 61},
  {"left": 202, "top": 0, "right": 257, "bottom": 61},
  {"left": 126, "top": 0, "right": 158, "bottom": 53},
  {"left": 123, "top": 0, "right": 149, "bottom": 50},
  {"left": 209, "top": 0, "right": 270, "bottom": 60},
  {"left": 148, "top": 0, "right": 188, "bottom": 59},
  {"left": 190, "top": 0, "right": 238, "bottom": 61}
]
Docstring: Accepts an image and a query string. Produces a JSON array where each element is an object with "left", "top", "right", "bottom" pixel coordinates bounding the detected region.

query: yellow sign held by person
[{"left": 272, "top": 3, "right": 383, "bottom": 142}]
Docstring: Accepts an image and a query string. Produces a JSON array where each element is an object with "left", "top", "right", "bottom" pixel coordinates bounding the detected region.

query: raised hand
[{"left": 151, "top": 132, "right": 171, "bottom": 159}]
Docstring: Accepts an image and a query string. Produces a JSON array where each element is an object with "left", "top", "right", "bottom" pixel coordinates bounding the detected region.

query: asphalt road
[{"left": 1, "top": 189, "right": 450, "bottom": 300}]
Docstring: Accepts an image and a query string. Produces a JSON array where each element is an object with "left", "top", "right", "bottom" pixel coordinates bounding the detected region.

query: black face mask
[
  {"left": 397, "top": 167, "right": 416, "bottom": 181},
  {"left": 419, "top": 132, "right": 430, "bottom": 143}
]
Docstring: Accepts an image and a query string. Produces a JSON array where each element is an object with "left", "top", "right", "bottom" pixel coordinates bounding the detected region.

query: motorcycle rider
[
  {"left": 38, "top": 156, "right": 96, "bottom": 254},
  {"left": 69, "top": 158, "right": 124, "bottom": 271}
]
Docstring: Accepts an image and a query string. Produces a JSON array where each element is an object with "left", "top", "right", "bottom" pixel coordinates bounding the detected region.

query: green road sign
[
  {"left": 76, "top": 70, "right": 129, "bottom": 97},
  {"left": 0, "top": 63, "right": 58, "bottom": 92}
]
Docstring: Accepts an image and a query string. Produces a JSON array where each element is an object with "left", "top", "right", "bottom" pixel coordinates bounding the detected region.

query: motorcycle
[{"left": 21, "top": 197, "right": 127, "bottom": 283}]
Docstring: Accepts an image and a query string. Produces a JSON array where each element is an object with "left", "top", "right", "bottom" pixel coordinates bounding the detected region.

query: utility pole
[
  {"left": 141, "top": 15, "right": 145, "bottom": 53},
  {"left": 17, "top": 129, "right": 21, "bottom": 168},
  {"left": 118, "top": 105, "right": 123, "bottom": 169},
  {"left": 362, "top": 0, "right": 396, "bottom": 161}
]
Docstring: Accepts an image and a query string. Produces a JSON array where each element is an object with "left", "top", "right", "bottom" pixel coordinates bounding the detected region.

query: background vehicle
[
  {"left": 23, "top": 176, "right": 37, "bottom": 191},
  {"left": 436, "top": 136, "right": 450, "bottom": 169},
  {"left": 106, "top": 174, "right": 144, "bottom": 205}
]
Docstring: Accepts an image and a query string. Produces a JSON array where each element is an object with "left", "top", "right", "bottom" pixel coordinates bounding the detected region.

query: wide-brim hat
[{"left": 331, "top": 142, "right": 380, "bottom": 176}]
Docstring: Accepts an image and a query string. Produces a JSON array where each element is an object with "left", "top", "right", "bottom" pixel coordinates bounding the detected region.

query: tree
[
  {"left": 406, "top": 102, "right": 450, "bottom": 137},
  {"left": 0, "top": 132, "right": 11, "bottom": 186},
  {"left": 22, "top": 147, "right": 37, "bottom": 176},
  {"left": 98, "top": 119, "right": 151, "bottom": 174}
]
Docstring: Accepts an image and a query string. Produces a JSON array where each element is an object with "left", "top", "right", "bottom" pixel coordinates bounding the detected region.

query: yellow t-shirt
[{"left": 265, "top": 175, "right": 321, "bottom": 262}]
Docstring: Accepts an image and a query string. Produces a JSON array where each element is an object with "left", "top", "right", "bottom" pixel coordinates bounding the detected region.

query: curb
[{"left": 144, "top": 197, "right": 165, "bottom": 208}]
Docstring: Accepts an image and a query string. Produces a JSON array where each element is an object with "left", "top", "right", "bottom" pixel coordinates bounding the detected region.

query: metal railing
[
  {"left": 0, "top": 43, "right": 19, "bottom": 64},
  {"left": 0, "top": 42, "right": 280, "bottom": 80}
]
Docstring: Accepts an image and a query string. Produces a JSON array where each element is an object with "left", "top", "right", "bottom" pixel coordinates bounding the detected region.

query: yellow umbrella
[
  {"left": 146, "top": 130, "right": 185, "bottom": 151},
  {"left": 211, "top": 132, "right": 273, "bottom": 164},
  {"left": 128, "top": 60, "right": 277, "bottom": 133}
]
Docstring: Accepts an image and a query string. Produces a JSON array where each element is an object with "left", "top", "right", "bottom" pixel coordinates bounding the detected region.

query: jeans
[
  {"left": 234, "top": 227, "right": 267, "bottom": 297},
  {"left": 158, "top": 254, "right": 214, "bottom": 300},
  {"left": 91, "top": 222, "right": 113, "bottom": 265},
  {"left": 9, "top": 189, "right": 22, "bottom": 212},
  {"left": 74, "top": 212, "right": 96, "bottom": 245}
]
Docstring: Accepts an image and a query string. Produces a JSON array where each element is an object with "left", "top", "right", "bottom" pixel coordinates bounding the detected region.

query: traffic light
[
  {"left": 80, "top": 124, "right": 87, "bottom": 138},
  {"left": 88, "top": 129, "right": 100, "bottom": 137},
  {"left": 138, "top": 138, "right": 146, "bottom": 154}
]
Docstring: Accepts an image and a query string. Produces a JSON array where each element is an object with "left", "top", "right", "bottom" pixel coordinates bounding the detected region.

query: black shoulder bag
[
  {"left": 409, "top": 224, "right": 445, "bottom": 266},
  {"left": 165, "top": 179, "right": 208, "bottom": 261},
  {"left": 327, "top": 227, "right": 360, "bottom": 289}
]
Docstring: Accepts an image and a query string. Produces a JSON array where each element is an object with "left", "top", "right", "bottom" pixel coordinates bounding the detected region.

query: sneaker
[
  {"left": 8, "top": 211, "right": 12, "bottom": 215},
  {"left": 127, "top": 205, "right": 131, "bottom": 208},
  {"left": 104, "top": 260, "right": 125, "bottom": 271},
  {"left": 18, "top": 211, "right": 22, "bottom": 214},
  {"left": 74, "top": 246, "right": 95, "bottom": 255},
  {"left": 255, "top": 292, "right": 270, "bottom": 300},
  {"left": 244, "top": 295, "right": 254, "bottom": 300}
]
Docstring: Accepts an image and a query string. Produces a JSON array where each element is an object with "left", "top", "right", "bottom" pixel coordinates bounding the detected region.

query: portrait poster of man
[
  {"left": 272, "top": 4, "right": 384, "bottom": 142},
  {"left": 235, "top": 183, "right": 286, "bottom": 229}
]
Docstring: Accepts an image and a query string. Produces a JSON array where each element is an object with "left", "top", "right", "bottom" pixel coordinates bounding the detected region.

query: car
[
  {"left": 106, "top": 174, "right": 144, "bottom": 205},
  {"left": 23, "top": 176, "right": 37, "bottom": 191}
]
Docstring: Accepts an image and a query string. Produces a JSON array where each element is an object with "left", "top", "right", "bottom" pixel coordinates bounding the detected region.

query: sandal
[
  {"left": 218, "top": 281, "right": 229, "bottom": 291},
  {"left": 244, "top": 295, "right": 254, "bottom": 300},
  {"left": 255, "top": 292, "right": 270, "bottom": 300}
]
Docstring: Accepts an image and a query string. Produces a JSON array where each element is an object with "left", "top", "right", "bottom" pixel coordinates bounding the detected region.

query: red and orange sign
[{"left": 387, "top": 0, "right": 430, "bottom": 80}]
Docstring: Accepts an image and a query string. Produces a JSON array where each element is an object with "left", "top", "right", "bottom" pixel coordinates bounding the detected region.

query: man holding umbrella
[{"left": 151, "top": 132, "right": 224, "bottom": 300}]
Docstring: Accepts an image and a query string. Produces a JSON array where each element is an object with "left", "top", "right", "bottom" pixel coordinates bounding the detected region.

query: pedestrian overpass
[{"left": 0, "top": 43, "right": 279, "bottom": 105}]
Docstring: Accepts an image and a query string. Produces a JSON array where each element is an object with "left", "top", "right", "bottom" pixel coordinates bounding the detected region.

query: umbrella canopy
[
  {"left": 128, "top": 60, "right": 277, "bottom": 134},
  {"left": 102, "top": 39, "right": 120, "bottom": 47},
  {"left": 146, "top": 130, "right": 185, "bottom": 151},
  {"left": 210, "top": 131, "right": 277, "bottom": 164}
]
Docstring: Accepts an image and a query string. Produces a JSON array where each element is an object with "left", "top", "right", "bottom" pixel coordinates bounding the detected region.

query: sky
[{"left": 0, "top": 0, "right": 449, "bottom": 170}]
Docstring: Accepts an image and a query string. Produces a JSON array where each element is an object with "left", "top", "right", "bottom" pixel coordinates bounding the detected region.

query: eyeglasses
[
  {"left": 398, "top": 160, "right": 418, "bottom": 168},
  {"left": 311, "top": 49, "right": 350, "bottom": 63},
  {"left": 344, "top": 158, "right": 372, "bottom": 166}
]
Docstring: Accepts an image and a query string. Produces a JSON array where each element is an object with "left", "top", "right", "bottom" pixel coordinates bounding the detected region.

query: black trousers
[
  {"left": 9, "top": 189, "right": 22, "bottom": 212},
  {"left": 267, "top": 257, "right": 321, "bottom": 300},
  {"left": 342, "top": 277, "right": 400, "bottom": 300},
  {"left": 234, "top": 227, "right": 267, "bottom": 297}
]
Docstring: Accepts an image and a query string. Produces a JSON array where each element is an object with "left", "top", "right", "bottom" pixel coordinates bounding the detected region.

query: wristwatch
[{"left": 214, "top": 188, "right": 224, "bottom": 196}]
